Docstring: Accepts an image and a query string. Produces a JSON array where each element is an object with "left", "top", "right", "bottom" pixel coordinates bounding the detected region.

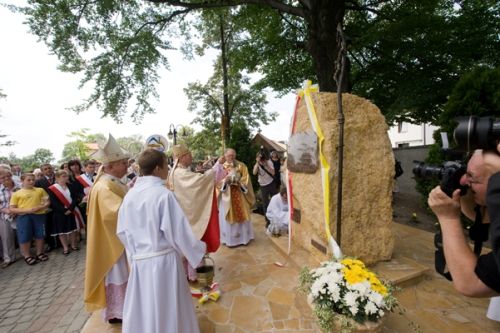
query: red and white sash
[
  {"left": 76, "top": 174, "right": 93, "bottom": 188},
  {"left": 48, "top": 184, "right": 85, "bottom": 229},
  {"left": 76, "top": 174, "right": 93, "bottom": 196}
]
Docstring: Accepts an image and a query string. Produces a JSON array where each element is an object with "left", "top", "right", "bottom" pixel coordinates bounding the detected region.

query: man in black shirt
[{"left": 428, "top": 150, "right": 500, "bottom": 296}]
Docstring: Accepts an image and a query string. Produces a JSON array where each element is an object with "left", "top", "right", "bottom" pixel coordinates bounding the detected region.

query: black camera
[
  {"left": 258, "top": 146, "right": 267, "bottom": 159},
  {"left": 454, "top": 116, "right": 500, "bottom": 152},
  {"left": 413, "top": 159, "right": 468, "bottom": 281},
  {"left": 412, "top": 160, "right": 467, "bottom": 197}
]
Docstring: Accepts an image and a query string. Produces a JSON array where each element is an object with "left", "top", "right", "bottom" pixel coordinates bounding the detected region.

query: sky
[{"left": 0, "top": 4, "right": 296, "bottom": 161}]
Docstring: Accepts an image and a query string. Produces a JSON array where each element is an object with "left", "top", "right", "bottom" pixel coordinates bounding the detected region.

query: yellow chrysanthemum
[{"left": 371, "top": 283, "right": 388, "bottom": 296}]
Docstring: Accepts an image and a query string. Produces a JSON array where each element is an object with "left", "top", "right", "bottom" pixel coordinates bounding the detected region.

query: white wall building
[{"left": 387, "top": 122, "right": 438, "bottom": 148}]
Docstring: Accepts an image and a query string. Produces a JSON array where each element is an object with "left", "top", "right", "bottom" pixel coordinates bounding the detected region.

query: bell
[{"left": 196, "top": 254, "right": 215, "bottom": 290}]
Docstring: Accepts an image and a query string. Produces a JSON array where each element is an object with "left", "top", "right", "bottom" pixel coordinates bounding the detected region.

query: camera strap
[
  {"left": 434, "top": 231, "right": 452, "bottom": 281},
  {"left": 470, "top": 205, "right": 489, "bottom": 256},
  {"left": 259, "top": 163, "right": 274, "bottom": 178}
]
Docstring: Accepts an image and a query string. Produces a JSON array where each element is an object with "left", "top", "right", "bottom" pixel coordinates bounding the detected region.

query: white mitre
[{"left": 92, "top": 134, "right": 131, "bottom": 164}]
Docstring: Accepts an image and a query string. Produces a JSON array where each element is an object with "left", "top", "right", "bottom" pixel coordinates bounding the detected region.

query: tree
[
  {"left": 0, "top": 89, "right": 15, "bottom": 147},
  {"left": 439, "top": 66, "right": 500, "bottom": 135},
  {"left": 14, "top": 0, "right": 499, "bottom": 125},
  {"left": 22, "top": 148, "right": 55, "bottom": 171},
  {"left": 185, "top": 8, "right": 276, "bottom": 147},
  {"left": 116, "top": 135, "right": 145, "bottom": 157},
  {"left": 228, "top": 121, "right": 259, "bottom": 190},
  {"left": 415, "top": 66, "right": 500, "bottom": 202},
  {"left": 348, "top": 0, "right": 499, "bottom": 124},
  {"left": 61, "top": 129, "right": 106, "bottom": 162}
]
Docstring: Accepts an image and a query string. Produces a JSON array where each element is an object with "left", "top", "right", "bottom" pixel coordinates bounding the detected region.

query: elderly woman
[{"left": 0, "top": 166, "right": 20, "bottom": 268}]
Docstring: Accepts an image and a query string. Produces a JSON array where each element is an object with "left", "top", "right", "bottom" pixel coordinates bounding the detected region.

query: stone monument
[{"left": 288, "top": 91, "right": 394, "bottom": 265}]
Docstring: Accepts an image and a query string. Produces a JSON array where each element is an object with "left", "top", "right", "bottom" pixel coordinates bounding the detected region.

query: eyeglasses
[{"left": 464, "top": 173, "right": 483, "bottom": 185}]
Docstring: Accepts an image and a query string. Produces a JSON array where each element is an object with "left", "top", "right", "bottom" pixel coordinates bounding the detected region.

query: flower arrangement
[{"left": 299, "top": 258, "right": 398, "bottom": 332}]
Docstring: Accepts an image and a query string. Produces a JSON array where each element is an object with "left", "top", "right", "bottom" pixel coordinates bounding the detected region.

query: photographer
[
  {"left": 253, "top": 148, "right": 278, "bottom": 228},
  {"left": 428, "top": 150, "right": 500, "bottom": 297}
]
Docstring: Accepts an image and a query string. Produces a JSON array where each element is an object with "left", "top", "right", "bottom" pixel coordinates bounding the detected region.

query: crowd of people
[
  {"left": 0, "top": 134, "right": 289, "bottom": 332},
  {"left": 80, "top": 134, "right": 289, "bottom": 332},
  {"left": 4, "top": 130, "right": 500, "bottom": 330},
  {"left": 0, "top": 159, "right": 103, "bottom": 267}
]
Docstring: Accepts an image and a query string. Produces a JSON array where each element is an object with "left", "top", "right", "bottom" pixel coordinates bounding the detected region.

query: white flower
[
  {"left": 368, "top": 291, "right": 384, "bottom": 307},
  {"left": 349, "top": 304, "right": 359, "bottom": 316},
  {"left": 365, "top": 301, "right": 378, "bottom": 315},
  {"left": 311, "top": 279, "right": 324, "bottom": 298},
  {"left": 350, "top": 281, "right": 370, "bottom": 296},
  {"left": 344, "top": 291, "right": 358, "bottom": 307},
  {"left": 326, "top": 282, "right": 341, "bottom": 302}
]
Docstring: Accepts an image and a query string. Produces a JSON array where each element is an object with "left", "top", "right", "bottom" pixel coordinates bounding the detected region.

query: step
[{"left": 268, "top": 232, "right": 429, "bottom": 287}]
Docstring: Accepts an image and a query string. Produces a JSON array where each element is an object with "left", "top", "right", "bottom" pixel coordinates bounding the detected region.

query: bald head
[
  {"left": 224, "top": 148, "right": 236, "bottom": 163},
  {"left": 462, "top": 150, "right": 489, "bottom": 206}
]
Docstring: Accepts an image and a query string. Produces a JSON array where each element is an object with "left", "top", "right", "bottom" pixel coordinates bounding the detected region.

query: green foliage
[
  {"left": 229, "top": 5, "right": 313, "bottom": 94},
  {"left": 180, "top": 127, "right": 221, "bottom": 161},
  {"left": 228, "top": 122, "right": 258, "bottom": 189},
  {"left": 348, "top": 0, "right": 499, "bottom": 124},
  {"left": 439, "top": 66, "right": 500, "bottom": 135},
  {"left": 415, "top": 66, "right": 500, "bottom": 204},
  {"left": 185, "top": 8, "right": 276, "bottom": 146},
  {"left": 116, "top": 134, "right": 144, "bottom": 157},
  {"left": 12, "top": 0, "right": 500, "bottom": 126},
  {"left": 14, "top": 0, "right": 173, "bottom": 123},
  {"left": 0, "top": 90, "right": 16, "bottom": 147},
  {"left": 228, "top": 122, "right": 257, "bottom": 168},
  {"left": 14, "top": 148, "right": 55, "bottom": 171},
  {"left": 61, "top": 129, "right": 144, "bottom": 161},
  {"left": 60, "top": 129, "right": 106, "bottom": 162}
]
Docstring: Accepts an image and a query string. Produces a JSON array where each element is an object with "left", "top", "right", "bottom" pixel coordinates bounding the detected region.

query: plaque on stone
[
  {"left": 292, "top": 208, "right": 301, "bottom": 224},
  {"left": 287, "top": 130, "right": 318, "bottom": 173}
]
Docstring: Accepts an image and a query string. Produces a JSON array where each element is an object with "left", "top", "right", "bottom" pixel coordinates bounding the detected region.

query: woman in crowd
[
  {"left": 67, "top": 159, "right": 86, "bottom": 239},
  {"left": 47, "top": 170, "right": 80, "bottom": 255}
]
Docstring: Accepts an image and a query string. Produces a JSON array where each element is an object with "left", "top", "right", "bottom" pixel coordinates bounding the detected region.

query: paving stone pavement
[{"left": 0, "top": 243, "right": 89, "bottom": 333}]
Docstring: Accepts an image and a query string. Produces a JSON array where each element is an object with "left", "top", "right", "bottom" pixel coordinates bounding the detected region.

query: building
[
  {"left": 251, "top": 133, "right": 287, "bottom": 157},
  {"left": 387, "top": 122, "right": 438, "bottom": 148}
]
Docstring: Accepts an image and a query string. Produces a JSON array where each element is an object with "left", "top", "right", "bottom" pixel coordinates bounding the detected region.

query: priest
[
  {"left": 218, "top": 148, "right": 256, "bottom": 247},
  {"left": 84, "top": 134, "right": 130, "bottom": 324},
  {"left": 167, "top": 144, "right": 225, "bottom": 280},
  {"left": 266, "top": 186, "right": 289, "bottom": 235},
  {"left": 117, "top": 148, "right": 206, "bottom": 333}
]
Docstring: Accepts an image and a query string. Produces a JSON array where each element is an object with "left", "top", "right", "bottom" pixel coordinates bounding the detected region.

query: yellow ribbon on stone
[{"left": 297, "top": 80, "right": 343, "bottom": 259}]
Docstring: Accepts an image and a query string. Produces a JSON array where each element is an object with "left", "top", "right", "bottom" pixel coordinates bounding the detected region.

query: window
[{"left": 397, "top": 122, "right": 408, "bottom": 133}]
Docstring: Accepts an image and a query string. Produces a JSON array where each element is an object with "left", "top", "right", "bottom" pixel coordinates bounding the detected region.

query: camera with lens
[
  {"left": 454, "top": 116, "right": 500, "bottom": 152},
  {"left": 413, "top": 159, "right": 467, "bottom": 281},
  {"left": 258, "top": 146, "right": 267, "bottom": 159},
  {"left": 413, "top": 160, "right": 467, "bottom": 197}
]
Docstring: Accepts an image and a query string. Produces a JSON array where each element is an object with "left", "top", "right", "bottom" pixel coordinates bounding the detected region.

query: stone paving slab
[
  {"left": 82, "top": 215, "right": 500, "bottom": 333},
  {"left": 0, "top": 242, "right": 89, "bottom": 333},
  {"left": 3, "top": 214, "right": 500, "bottom": 333}
]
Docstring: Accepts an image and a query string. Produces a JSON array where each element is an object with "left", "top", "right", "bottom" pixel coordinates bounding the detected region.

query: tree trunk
[
  {"left": 221, "top": 114, "right": 230, "bottom": 149},
  {"left": 305, "top": 0, "right": 350, "bottom": 92},
  {"left": 220, "top": 14, "right": 231, "bottom": 148}
]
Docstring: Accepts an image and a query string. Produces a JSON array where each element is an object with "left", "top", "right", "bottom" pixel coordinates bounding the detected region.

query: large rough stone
[{"left": 290, "top": 92, "right": 394, "bottom": 264}]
